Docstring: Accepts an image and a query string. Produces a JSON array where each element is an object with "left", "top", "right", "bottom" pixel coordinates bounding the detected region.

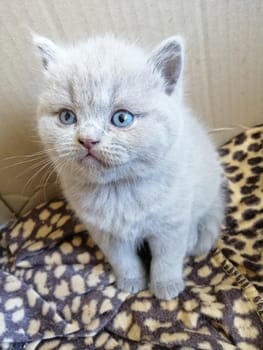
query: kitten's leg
[
  {"left": 187, "top": 220, "right": 198, "bottom": 254},
  {"left": 192, "top": 195, "right": 225, "bottom": 255},
  {"left": 148, "top": 225, "right": 188, "bottom": 300},
  {"left": 94, "top": 234, "right": 147, "bottom": 293}
]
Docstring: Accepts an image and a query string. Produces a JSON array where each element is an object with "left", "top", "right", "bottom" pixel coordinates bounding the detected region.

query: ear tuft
[
  {"left": 149, "top": 36, "right": 184, "bottom": 95},
  {"left": 32, "top": 33, "right": 59, "bottom": 71}
]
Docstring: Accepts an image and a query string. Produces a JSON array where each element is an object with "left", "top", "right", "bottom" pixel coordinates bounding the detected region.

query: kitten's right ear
[
  {"left": 148, "top": 36, "right": 184, "bottom": 97},
  {"left": 32, "top": 34, "right": 60, "bottom": 71}
]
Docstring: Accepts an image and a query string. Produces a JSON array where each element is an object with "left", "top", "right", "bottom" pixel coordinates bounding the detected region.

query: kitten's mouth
[
  {"left": 80, "top": 151, "right": 108, "bottom": 167},
  {"left": 86, "top": 152, "right": 98, "bottom": 161},
  {"left": 83, "top": 152, "right": 99, "bottom": 162}
]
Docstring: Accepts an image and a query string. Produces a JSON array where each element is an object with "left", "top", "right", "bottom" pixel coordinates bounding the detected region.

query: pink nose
[{"left": 78, "top": 138, "right": 100, "bottom": 150}]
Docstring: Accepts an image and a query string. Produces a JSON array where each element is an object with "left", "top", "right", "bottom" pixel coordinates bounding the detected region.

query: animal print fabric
[{"left": 0, "top": 125, "right": 262, "bottom": 350}]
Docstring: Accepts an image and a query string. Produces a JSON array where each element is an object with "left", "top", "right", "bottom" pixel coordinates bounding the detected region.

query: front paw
[
  {"left": 117, "top": 276, "right": 148, "bottom": 294},
  {"left": 150, "top": 278, "right": 184, "bottom": 300}
]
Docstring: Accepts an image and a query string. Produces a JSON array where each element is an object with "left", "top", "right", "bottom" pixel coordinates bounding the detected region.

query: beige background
[{"left": 0, "top": 0, "right": 262, "bottom": 223}]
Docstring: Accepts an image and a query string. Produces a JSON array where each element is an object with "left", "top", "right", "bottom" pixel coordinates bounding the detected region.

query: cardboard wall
[{"left": 0, "top": 0, "right": 263, "bottom": 222}]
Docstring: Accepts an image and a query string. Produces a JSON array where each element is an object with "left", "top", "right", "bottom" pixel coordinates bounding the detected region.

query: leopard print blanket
[{"left": 0, "top": 125, "right": 262, "bottom": 350}]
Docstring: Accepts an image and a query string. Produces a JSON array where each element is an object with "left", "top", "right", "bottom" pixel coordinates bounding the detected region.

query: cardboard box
[{"left": 0, "top": 0, "right": 262, "bottom": 219}]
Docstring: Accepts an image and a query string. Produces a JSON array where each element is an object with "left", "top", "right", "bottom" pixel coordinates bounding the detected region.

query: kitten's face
[{"left": 35, "top": 35, "right": 183, "bottom": 184}]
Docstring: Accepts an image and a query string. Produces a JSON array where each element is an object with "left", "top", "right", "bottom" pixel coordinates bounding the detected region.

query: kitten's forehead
[
  {"left": 54, "top": 37, "right": 155, "bottom": 110},
  {"left": 73, "top": 36, "right": 146, "bottom": 70}
]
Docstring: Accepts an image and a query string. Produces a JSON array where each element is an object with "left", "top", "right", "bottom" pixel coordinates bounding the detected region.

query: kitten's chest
[{"left": 65, "top": 181, "right": 148, "bottom": 239}]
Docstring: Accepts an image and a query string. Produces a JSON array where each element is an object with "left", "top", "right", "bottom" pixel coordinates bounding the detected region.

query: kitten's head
[{"left": 34, "top": 34, "right": 184, "bottom": 184}]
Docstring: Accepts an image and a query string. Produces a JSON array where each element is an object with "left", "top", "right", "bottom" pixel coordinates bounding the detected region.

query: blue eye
[
  {"left": 59, "top": 110, "right": 77, "bottom": 125},
  {"left": 111, "top": 110, "right": 135, "bottom": 128}
]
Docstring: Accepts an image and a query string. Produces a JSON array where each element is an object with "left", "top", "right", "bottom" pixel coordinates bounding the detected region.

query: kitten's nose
[{"left": 78, "top": 138, "right": 100, "bottom": 150}]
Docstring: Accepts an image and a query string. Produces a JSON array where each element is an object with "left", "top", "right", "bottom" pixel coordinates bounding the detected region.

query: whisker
[
  {"left": 21, "top": 161, "right": 54, "bottom": 195},
  {"left": 15, "top": 159, "right": 53, "bottom": 178},
  {"left": 1, "top": 152, "right": 47, "bottom": 161},
  {"left": 1, "top": 147, "right": 57, "bottom": 161},
  {"left": 19, "top": 154, "right": 70, "bottom": 195},
  {"left": 0, "top": 159, "right": 47, "bottom": 173},
  {"left": 1, "top": 148, "right": 75, "bottom": 166},
  {"left": 40, "top": 164, "right": 59, "bottom": 201}
]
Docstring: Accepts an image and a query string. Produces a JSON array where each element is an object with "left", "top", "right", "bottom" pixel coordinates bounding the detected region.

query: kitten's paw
[
  {"left": 193, "top": 219, "right": 221, "bottom": 255},
  {"left": 150, "top": 279, "right": 184, "bottom": 300},
  {"left": 192, "top": 236, "right": 215, "bottom": 256},
  {"left": 117, "top": 276, "right": 148, "bottom": 294}
]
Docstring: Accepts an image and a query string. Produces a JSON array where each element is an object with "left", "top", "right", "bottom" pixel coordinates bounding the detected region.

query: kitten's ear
[
  {"left": 148, "top": 36, "right": 184, "bottom": 96},
  {"left": 32, "top": 34, "right": 60, "bottom": 72}
]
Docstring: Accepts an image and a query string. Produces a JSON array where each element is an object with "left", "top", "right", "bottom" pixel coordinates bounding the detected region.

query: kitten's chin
[
  {"left": 81, "top": 153, "right": 100, "bottom": 164},
  {"left": 72, "top": 155, "right": 161, "bottom": 186},
  {"left": 79, "top": 153, "right": 111, "bottom": 169}
]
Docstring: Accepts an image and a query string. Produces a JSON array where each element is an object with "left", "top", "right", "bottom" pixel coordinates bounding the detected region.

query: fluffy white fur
[{"left": 34, "top": 34, "right": 225, "bottom": 300}]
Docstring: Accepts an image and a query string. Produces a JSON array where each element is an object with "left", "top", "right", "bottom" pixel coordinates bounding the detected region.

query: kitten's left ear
[
  {"left": 32, "top": 33, "right": 61, "bottom": 72},
  {"left": 148, "top": 36, "right": 184, "bottom": 96}
]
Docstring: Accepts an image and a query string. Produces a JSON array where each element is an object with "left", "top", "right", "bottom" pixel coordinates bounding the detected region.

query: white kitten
[{"left": 34, "top": 34, "right": 225, "bottom": 300}]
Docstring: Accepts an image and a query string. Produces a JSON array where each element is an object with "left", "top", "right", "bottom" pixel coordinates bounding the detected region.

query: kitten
[{"left": 34, "top": 34, "right": 225, "bottom": 300}]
